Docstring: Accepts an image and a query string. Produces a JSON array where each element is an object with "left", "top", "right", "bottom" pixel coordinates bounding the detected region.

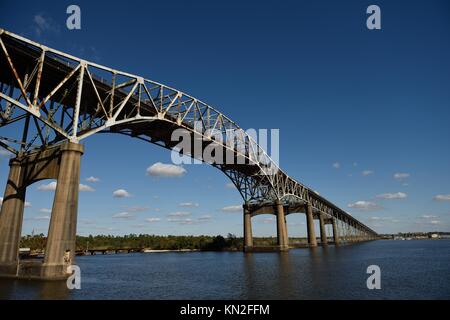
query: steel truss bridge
[{"left": 0, "top": 29, "right": 377, "bottom": 279}]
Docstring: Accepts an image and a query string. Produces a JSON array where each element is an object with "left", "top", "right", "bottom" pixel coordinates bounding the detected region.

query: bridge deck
[{"left": 0, "top": 29, "right": 378, "bottom": 238}]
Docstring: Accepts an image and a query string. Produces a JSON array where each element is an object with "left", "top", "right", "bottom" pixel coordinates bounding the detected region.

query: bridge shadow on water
[{"left": 0, "top": 278, "right": 69, "bottom": 300}]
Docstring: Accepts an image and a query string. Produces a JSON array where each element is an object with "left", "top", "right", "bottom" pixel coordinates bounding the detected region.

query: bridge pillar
[
  {"left": 243, "top": 203, "right": 253, "bottom": 252},
  {"left": 0, "top": 159, "right": 26, "bottom": 275},
  {"left": 275, "top": 200, "right": 288, "bottom": 251},
  {"left": 319, "top": 213, "right": 327, "bottom": 245},
  {"left": 305, "top": 203, "right": 317, "bottom": 247},
  {"left": 332, "top": 218, "right": 339, "bottom": 245},
  {"left": 41, "top": 143, "right": 83, "bottom": 279},
  {"left": 0, "top": 142, "right": 84, "bottom": 280}
]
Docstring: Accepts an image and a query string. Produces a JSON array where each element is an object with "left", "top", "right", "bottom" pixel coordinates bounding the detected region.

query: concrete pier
[
  {"left": 332, "top": 218, "right": 339, "bottom": 245},
  {"left": 41, "top": 143, "right": 83, "bottom": 279},
  {"left": 305, "top": 203, "right": 317, "bottom": 247},
  {"left": 243, "top": 203, "right": 253, "bottom": 252},
  {"left": 319, "top": 213, "right": 328, "bottom": 245},
  {"left": 0, "top": 142, "right": 83, "bottom": 280},
  {"left": 275, "top": 200, "right": 288, "bottom": 251},
  {"left": 0, "top": 159, "right": 26, "bottom": 275}
]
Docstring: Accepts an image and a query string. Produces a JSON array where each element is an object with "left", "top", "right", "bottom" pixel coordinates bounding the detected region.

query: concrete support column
[
  {"left": 243, "top": 203, "right": 253, "bottom": 252},
  {"left": 319, "top": 213, "right": 327, "bottom": 245},
  {"left": 0, "top": 159, "right": 26, "bottom": 274},
  {"left": 42, "top": 143, "right": 83, "bottom": 279},
  {"left": 275, "top": 200, "right": 288, "bottom": 251},
  {"left": 305, "top": 203, "right": 317, "bottom": 247},
  {"left": 332, "top": 218, "right": 339, "bottom": 245}
]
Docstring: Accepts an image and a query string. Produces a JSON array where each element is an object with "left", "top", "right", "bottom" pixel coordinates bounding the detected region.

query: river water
[{"left": 0, "top": 240, "right": 449, "bottom": 299}]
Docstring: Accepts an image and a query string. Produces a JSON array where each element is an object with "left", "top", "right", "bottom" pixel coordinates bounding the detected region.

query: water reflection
[
  {"left": 38, "top": 281, "right": 69, "bottom": 300},
  {"left": 277, "top": 252, "right": 295, "bottom": 299},
  {"left": 0, "top": 278, "right": 69, "bottom": 300},
  {"left": 0, "top": 279, "right": 17, "bottom": 299},
  {"left": 0, "top": 241, "right": 449, "bottom": 299}
]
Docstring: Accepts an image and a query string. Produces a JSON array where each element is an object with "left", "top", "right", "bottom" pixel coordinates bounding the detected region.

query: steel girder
[{"left": 0, "top": 29, "right": 378, "bottom": 238}]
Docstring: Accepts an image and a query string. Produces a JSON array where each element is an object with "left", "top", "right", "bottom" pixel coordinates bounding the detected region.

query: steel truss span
[{"left": 0, "top": 28, "right": 377, "bottom": 239}]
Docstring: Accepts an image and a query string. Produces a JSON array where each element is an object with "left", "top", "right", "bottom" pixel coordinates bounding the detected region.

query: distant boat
[{"left": 19, "top": 248, "right": 31, "bottom": 258}]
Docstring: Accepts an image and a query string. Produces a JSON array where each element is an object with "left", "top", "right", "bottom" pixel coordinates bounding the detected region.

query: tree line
[
  {"left": 20, "top": 233, "right": 283, "bottom": 252},
  {"left": 20, "top": 233, "right": 258, "bottom": 252}
]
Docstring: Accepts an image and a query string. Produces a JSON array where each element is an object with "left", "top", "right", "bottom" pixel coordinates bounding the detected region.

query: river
[{"left": 0, "top": 240, "right": 449, "bottom": 299}]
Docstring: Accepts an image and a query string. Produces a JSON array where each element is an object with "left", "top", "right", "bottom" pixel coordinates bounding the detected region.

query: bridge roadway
[{"left": 0, "top": 29, "right": 378, "bottom": 279}]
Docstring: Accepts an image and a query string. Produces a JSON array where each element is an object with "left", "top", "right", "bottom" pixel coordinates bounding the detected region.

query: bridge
[{"left": 0, "top": 29, "right": 378, "bottom": 280}]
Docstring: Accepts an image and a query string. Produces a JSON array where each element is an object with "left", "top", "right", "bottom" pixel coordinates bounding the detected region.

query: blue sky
[{"left": 0, "top": 0, "right": 449, "bottom": 237}]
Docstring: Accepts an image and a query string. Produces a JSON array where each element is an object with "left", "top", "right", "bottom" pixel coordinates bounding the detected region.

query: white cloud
[
  {"left": 353, "top": 162, "right": 358, "bottom": 167},
  {"left": 369, "top": 216, "right": 394, "bottom": 221},
  {"left": 25, "top": 201, "right": 32, "bottom": 208},
  {"left": 79, "top": 219, "right": 96, "bottom": 225},
  {"left": 168, "top": 211, "right": 191, "bottom": 217},
  {"left": 86, "top": 176, "right": 100, "bottom": 183},
  {"left": 376, "top": 192, "right": 407, "bottom": 200},
  {"left": 33, "top": 14, "right": 50, "bottom": 36},
  {"left": 37, "top": 181, "right": 57, "bottom": 191},
  {"left": 430, "top": 220, "right": 441, "bottom": 225},
  {"left": 221, "top": 205, "right": 242, "bottom": 213},
  {"left": 85, "top": 226, "right": 117, "bottom": 232},
  {"left": 168, "top": 214, "right": 211, "bottom": 225},
  {"left": 145, "top": 218, "right": 161, "bottom": 223},
  {"left": 348, "top": 201, "right": 381, "bottom": 211},
  {"left": 421, "top": 215, "right": 437, "bottom": 219},
  {"left": 146, "top": 162, "right": 186, "bottom": 177},
  {"left": 177, "top": 219, "right": 194, "bottom": 225},
  {"left": 433, "top": 194, "right": 450, "bottom": 201},
  {"left": 225, "top": 183, "right": 235, "bottom": 189},
  {"left": 112, "top": 212, "right": 135, "bottom": 219},
  {"left": 259, "top": 217, "right": 274, "bottom": 224},
  {"left": 39, "top": 208, "right": 51, "bottom": 213},
  {"left": 362, "top": 170, "right": 374, "bottom": 176},
  {"left": 394, "top": 173, "right": 410, "bottom": 180},
  {"left": 332, "top": 162, "right": 341, "bottom": 169},
  {"left": 27, "top": 215, "right": 50, "bottom": 221},
  {"left": 37, "top": 181, "right": 94, "bottom": 192},
  {"left": 179, "top": 202, "right": 199, "bottom": 208},
  {"left": 123, "top": 206, "right": 150, "bottom": 212},
  {"left": 198, "top": 215, "right": 212, "bottom": 221},
  {"left": 79, "top": 184, "right": 95, "bottom": 192},
  {"left": 113, "top": 189, "right": 131, "bottom": 198},
  {"left": 167, "top": 217, "right": 192, "bottom": 224},
  {"left": 33, "top": 13, "right": 60, "bottom": 37}
]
